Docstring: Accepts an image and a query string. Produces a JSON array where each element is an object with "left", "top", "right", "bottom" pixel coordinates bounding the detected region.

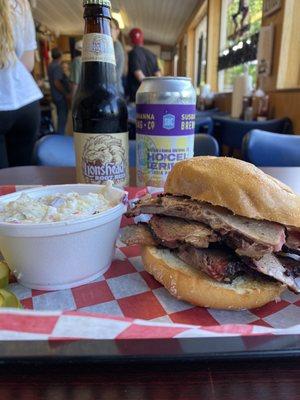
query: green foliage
[
  {"left": 225, "top": 0, "right": 263, "bottom": 48},
  {"left": 222, "top": 62, "right": 257, "bottom": 92}
]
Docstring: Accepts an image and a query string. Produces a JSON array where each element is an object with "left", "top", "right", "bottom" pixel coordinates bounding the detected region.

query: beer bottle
[{"left": 73, "top": 0, "right": 129, "bottom": 186}]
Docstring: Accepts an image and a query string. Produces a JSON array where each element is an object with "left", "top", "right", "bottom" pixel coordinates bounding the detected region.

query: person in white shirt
[{"left": 0, "top": 0, "right": 43, "bottom": 168}]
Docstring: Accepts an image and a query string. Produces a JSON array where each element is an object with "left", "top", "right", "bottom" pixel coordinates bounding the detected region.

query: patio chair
[
  {"left": 242, "top": 129, "right": 300, "bottom": 167},
  {"left": 213, "top": 116, "right": 293, "bottom": 155}
]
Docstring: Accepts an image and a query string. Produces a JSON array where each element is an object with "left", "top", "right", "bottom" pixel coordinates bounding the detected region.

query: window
[
  {"left": 193, "top": 16, "right": 207, "bottom": 89},
  {"left": 218, "top": 0, "right": 263, "bottom": 92}
]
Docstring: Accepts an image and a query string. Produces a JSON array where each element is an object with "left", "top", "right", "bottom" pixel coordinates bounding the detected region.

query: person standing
[
  {"left": 70, "top": 39, "right": 82, "bottom": 97},
  {"left": 127, "top": 28, "right": 161, "bottom": 103},
  {"left": 48, "top": 48, "right": 70, "bottom": 134},
  {"left": 0, "top": 0, "right": 43, "bottom": 168},
  {"left": 110, "top": 18, "right": 125, "bottom": 96}
]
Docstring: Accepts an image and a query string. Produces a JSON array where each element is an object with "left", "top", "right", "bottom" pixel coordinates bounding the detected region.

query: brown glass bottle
[{"left": 73, "top": 0, "right": 128, "bottom": 186}]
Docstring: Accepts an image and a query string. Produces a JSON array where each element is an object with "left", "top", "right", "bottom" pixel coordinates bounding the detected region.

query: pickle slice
[
  {"left": 0, "top": 261, "right": 10, "bottom": 288},
  {"left": 0, "top": 289, "right": 22, "bottom": 308}
]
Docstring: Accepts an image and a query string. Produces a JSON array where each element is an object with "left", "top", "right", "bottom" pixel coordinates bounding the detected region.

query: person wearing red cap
[{"left": 127, "top": 28, "right": 161, "bottom": 102}]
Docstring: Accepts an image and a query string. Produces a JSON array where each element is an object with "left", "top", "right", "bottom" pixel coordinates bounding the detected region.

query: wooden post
[{"left": 206, "top": 0, "right": 222, "bottom": 92}]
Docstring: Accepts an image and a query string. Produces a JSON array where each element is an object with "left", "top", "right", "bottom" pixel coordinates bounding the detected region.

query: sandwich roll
[
  {"left": 165, "top": 157, "right": 300, "bottom": 228},
  {"left": 142, "top": 246, "right": 285, "bottom": 310}
]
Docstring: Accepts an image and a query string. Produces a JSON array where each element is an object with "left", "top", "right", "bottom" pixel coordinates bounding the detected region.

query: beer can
[{"left": 136, "top": 77, "right": 196, "bottom": 187}]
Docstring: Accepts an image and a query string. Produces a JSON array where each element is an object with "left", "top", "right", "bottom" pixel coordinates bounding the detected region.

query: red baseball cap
[{"left": 129, "top": 28, "right": 144, "bottom": 45}]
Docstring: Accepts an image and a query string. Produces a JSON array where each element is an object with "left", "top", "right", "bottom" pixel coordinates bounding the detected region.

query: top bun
[{"left": 164, "top": 156, "right": 300, "bottom": 228}]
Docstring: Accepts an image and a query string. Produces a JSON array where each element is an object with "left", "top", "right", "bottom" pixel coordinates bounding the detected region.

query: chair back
[
  {"left": 194, "top": 134, "right": 219, "bottom": 157},
  {"left": 195, "top": 115, "right": 213, "bottom": 135},
  {"left": 34, "top": 135, "right": 219, "bottom": 169},
  {"left": 242, "top": 129, "right": 300, "bottom": 166},
  {"left": 33, "top": 135, "right": 75, "bottom": 167},
  {"left": 213, "top": 116, "right": 292, "bottom": 151}
]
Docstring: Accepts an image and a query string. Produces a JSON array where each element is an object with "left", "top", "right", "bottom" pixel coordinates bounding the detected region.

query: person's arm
[
  {"left": 72, "top": 83, "right": 79, "bottom": 97},
  {"left": 54, "top": 79, "right": 69, "bottom": 96},
  {"left": 53, "top": 66, "right": 71, "bottom": 107},
  {"left": 155, "top": 70, "right": 162, "bottom": 77},
  {"left": 20, "top": 50, "right": 35, "bottom": 72},
  {"left": 70, "top": 59, "right": 81, "bottom": 98},
  {"left": 129, "top": 50, "right": 145, "bottom": 82},
  {"left": 22, "top": 1, "right": 37, "bottom": 71},
  {"left": 134, "top": 69, "right": 145, "bottom": 82}
]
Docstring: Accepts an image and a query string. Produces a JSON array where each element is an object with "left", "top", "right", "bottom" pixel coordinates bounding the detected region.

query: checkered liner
[{"left": 0, "top": 185, "right": 299, "bottom": 340}]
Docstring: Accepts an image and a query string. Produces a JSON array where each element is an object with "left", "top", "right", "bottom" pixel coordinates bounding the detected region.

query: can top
[
  {"left": 142, "top": 76, "right": 191, "bottom": 82},
  {"left": 137, "top": 75, "right": 195, "bottom": 100},
  {"left": 83, "top": 0, "right": 111, "bottom": 7}
]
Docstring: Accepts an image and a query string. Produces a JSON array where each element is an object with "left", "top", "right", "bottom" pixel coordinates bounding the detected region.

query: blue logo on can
[{"left": 163, "top": 114, "right": 175, "bottom": 130}]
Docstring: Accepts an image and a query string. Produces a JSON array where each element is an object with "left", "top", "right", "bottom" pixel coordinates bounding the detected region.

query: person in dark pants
[
  {"left": 127, "top": 28, "right": 161, "bottom": 103},
  {"left": 0, "top": 0, "right": 43, "bottom": 168},
  {"left": 48, "top": 48, "right": 71, "bottom": 135}
]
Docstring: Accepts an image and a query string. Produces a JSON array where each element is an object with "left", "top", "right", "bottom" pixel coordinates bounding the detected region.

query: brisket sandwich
[{"left": 121, "top": 157, "right": 300, "bottom": 310}]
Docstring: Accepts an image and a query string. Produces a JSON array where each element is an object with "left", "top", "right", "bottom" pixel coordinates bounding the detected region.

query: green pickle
[
  {"left": 0, "top": 261, "right": 22, "bottom": 308},
  {"left": 0, "top": 289, "right": 22, "bottom": 308},
  {"left": 0, "top": 261, "right": 10, "bottom": 288}
]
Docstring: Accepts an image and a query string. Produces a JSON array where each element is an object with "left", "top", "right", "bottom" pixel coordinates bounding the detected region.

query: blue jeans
[{"left": 54, "top": 98, "right": 68, "bottom": 135}]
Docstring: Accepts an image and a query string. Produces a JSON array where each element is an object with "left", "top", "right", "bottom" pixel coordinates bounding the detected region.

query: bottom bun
[{"left": 141, "top": 246, "right": 286, "bottom": 310}]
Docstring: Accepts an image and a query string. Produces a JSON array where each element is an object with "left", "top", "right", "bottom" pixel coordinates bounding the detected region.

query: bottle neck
[
  {"left": 84, "top": 4, "right": 111, "bottom": 35},
  {"left": 80, "top": 5, "right": 116, "bottom": 90}
]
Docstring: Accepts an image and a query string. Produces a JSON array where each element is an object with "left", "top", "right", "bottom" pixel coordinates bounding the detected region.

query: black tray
[{"left": 1, "top": 334, "right": 300, "bottom": 364}]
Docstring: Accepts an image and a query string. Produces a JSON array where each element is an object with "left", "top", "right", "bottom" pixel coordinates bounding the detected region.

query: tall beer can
[{"left": 136, "top": 77, "right": 196, "bottom": 187}]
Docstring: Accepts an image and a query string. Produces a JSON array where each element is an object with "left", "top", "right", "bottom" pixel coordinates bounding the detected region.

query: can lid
[
  {"left": 142, "top": 76, "right": 191, "bottom": 82},
  {"left": 83, "top": 0, "right": 111, "bottom": 7}
]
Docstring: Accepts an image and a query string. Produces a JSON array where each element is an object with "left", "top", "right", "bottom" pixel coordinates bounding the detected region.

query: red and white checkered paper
[{"left": 0, "top": 185, "right": 299, "bottom": 340}]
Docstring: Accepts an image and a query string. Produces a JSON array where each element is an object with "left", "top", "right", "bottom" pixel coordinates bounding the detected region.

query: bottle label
[
  {"left": 82, "top": 33, "right": 116, "bottom": 65},
  {"left": 74, "top": 132, "right": 129, "bottom": 187},
  {"left": 136, "top": 104, "right": 195, "bottom": 187}
]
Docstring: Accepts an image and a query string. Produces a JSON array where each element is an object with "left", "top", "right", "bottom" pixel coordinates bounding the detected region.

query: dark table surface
[{"left": 0, "top": 165, "right": 300, "bottom": 399}]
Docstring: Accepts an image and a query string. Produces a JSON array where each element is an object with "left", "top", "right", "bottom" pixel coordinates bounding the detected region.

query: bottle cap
[{"left": 83, "top": 0, "right": 111, "bottom": 7}]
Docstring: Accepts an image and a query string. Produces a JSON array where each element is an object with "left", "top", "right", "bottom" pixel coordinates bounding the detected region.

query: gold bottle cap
[{"left": 83, "top": 0, "right": 111, "bottom": 7}]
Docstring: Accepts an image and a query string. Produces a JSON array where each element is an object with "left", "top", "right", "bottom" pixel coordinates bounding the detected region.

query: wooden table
[
  {"left": 0, "top": 166, "right": 299, "bottom": 193},
  {"left": 0, "top": 166, "right": 137, "bottom": 187},
  {"left": 0, "top": 165, "right": 300, "bottom": 400}
]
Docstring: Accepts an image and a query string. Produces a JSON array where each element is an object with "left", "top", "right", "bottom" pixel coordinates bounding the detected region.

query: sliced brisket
[
  {"left": 176, "top": 245, "right": 245, "bottom": 283},
  {"left": 149, "top": 215, "right": 219, "bottom": 249},
  {"left": 121, "top": 224, "right": 158, "bottom": 246},
  {"left": 277, "top": 254, "right": 300, "bottom": 277},
  {"left": 284, "top": 229, "right": 300, "bottom": 255},
  {"left": 127, "top": 195, "right": 286, "bottom": 259},
  {"left": 244, "top": 254, "right": 300, "bottom": 293}
]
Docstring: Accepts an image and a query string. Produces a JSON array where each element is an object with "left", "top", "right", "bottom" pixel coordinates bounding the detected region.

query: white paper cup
[{"left": 0, "top": 185, "right": 127, "bottom": 291}]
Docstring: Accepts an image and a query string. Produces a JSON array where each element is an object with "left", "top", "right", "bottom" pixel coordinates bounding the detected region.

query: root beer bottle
[{"left": 73, "top": 0, "right": 128, "bottom": 186}]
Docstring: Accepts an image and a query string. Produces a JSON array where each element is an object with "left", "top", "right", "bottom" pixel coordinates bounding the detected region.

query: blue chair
[
  {"left": 194, "top": 134, "right": 219, "bottom": 157},
  {"left": 242, "top": 129, "right": 300, "bottom": 167},
  {"left": 34, "top": 135, "right": 219, "bottom": 169},
  {"left": 195, "top": 115, "right": 213, "bottom": 135},
  {"left": 213, "top": 116, "right": 293, "bottom": 155},
  {"left": 196, "top": 108, "right": 229, "bottom": 118},
  {"left": 33, "top": 135, "right": 75, "bottom": 167},
  {"left": 34, "top": 135, "right": 137, "bottom": 168}
]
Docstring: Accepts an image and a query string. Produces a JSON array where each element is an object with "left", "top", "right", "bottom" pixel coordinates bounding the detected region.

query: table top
[
  {"left": 0, "top": 166, "right": 137, "bottom": 187},
  {"left": 0, "top": 165, "right": 300, "bottom": 399},
  {"left": 0, "top": 166, "right": 299, "bottom": 192}
]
